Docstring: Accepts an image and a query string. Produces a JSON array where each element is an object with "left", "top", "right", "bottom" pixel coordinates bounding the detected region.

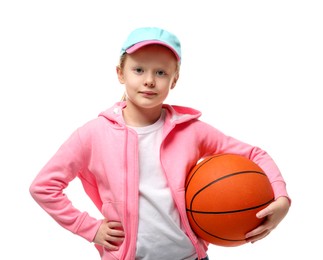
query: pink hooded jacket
[{"left": 30, "top": 102, "right": 289, "bottom": 260}]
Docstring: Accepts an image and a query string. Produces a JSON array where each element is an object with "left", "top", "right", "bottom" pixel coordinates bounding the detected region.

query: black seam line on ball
[
  {"left": 188, "top": 170, "right": 268, "bottom": 211},
  {"left": 186, "top": 198, "right": 274, "bottom": 214}
]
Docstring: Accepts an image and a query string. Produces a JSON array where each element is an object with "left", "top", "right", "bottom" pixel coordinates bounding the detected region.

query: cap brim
[{"left": 126, "top": 40, "right": 180, "bottom": 61}]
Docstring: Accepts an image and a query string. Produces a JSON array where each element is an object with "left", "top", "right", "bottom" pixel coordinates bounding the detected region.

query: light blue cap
[{"left": 120, "top": 27, "right": 181, "bottom": 61}]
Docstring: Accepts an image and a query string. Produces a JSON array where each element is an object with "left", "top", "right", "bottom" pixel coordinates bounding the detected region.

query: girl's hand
[
  {"left": 93, "top": 220, "right": 125, "bottom": 250},
  {"left": 245, "top": 196, "right": 290, "bottom": 243}
]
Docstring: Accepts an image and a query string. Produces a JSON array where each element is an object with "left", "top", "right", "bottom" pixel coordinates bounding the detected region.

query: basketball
[{"left": 185, "top": 154, "right": 274, "bottom": 247}]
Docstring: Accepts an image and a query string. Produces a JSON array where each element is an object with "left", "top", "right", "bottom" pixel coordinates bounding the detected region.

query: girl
[{"left": 30, "top": 27, "right": 290, "bottom": 260}]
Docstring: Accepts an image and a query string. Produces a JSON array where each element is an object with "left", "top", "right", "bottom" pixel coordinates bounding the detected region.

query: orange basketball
[{"left": 185, "top": 154, "right": 274, "bottom": 247}]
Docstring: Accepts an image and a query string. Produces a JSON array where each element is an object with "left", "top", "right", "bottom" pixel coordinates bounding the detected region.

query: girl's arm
[{"left": 29, "top": 129, "right": 101, "bottom": 242}]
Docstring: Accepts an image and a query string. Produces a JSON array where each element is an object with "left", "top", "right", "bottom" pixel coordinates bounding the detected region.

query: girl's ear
[
  {"left": 116, "top": 66, "right": 125, "bottom": 84},
  {"left": 171, "top": 73, "right": 179, "bottom": 89}
]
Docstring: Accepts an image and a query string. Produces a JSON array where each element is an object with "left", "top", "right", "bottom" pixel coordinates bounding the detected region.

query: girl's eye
[
  {"left": 156, "top": 70, "right": 166, "bottom": 76},
  {"left": 134, "top": 67, "right": 144, "bottom": 74}
]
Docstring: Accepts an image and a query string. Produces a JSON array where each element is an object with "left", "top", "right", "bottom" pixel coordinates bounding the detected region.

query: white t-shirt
[{"left": 128, "top": 110, "right": 197, "bottom": 260}]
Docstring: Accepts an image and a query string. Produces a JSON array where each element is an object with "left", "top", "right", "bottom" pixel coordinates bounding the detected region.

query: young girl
[{"left": 30, "top": 27, "right": 290, "bottom": 260}]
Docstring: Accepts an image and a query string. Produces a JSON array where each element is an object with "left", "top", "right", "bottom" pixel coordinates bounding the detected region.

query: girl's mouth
[{"left": 139, "top": 91, "right": 157, "bottom": 97}]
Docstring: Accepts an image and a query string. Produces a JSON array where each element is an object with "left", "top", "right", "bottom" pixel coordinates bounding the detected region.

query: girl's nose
[{"left": 144, "top": 74, "right": 155, "bottom": 87}]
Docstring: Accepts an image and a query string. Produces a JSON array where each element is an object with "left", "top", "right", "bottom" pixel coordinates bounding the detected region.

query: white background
[{"left": 1, "top": 0, "right": 322, "bottom": 259}]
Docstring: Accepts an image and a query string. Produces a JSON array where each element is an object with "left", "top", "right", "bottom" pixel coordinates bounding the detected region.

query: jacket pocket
[{"left": 102, "top": 201, "right": 124, "bottom": 222}]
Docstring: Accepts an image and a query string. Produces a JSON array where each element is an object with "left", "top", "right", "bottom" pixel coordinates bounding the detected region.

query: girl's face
[{"left": 117, "top": 44, "right": 179, "bottom": 111}]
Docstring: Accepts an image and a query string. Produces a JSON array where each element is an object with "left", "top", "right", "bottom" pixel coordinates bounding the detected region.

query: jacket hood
[{"left": 98, "top": 101, "right": 202, "bottom": 127}]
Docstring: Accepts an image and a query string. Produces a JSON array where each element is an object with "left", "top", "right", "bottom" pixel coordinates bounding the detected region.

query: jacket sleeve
[
  {"left": 196, "top": 121, "right": 290, "bottom": 202},
  {"left": 29, "top": 129, "right": 102, "bottom": 242}
]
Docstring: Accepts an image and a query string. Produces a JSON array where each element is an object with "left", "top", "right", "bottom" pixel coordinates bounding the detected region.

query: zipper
[
  {"left": 120, "top": 127, "right": 139, "bottom": 260},
  {"left": 119, "top": 127, "right": 128, "bottom": 260},
  {"left": 160, "top": 126, "right": 203, "bottom": 259}
]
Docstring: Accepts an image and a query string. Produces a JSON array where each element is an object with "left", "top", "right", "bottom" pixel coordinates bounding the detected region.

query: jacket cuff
[{"left": 271, "top": 180, "right": 291, "bottom": 205}]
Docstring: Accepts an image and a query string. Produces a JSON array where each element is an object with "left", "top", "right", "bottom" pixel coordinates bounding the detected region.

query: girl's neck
[{"left": 123, "top": 102, "right": 163, "bottom": 127}]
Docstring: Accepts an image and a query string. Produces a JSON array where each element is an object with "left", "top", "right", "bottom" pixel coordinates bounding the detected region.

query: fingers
[
  {"left": 245, "top": 197, "right": 290, "bottom": 244},
  {"left": 245, "top": 221, "right": 268, "bottom": 239},
  {"left": 107, "top": 221, "right": 125, "bottom": 234},
  {"left": 105, "top": 221, "right": 125, "bottom": 247},
  {"left": 245, "top": 212, "right": 273, "bottom": 243},
  {"left": 246, "top": 228, "right": 271, "bottom": 244},
  {"left": 256, "top": 203, "right": 274, "bottom": 219},
  {"left": 101, "top": 240, "right": 122, "bottom": 251},
  {"left": 94, "top": 220, "right": 125, "bottom": 251}
]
